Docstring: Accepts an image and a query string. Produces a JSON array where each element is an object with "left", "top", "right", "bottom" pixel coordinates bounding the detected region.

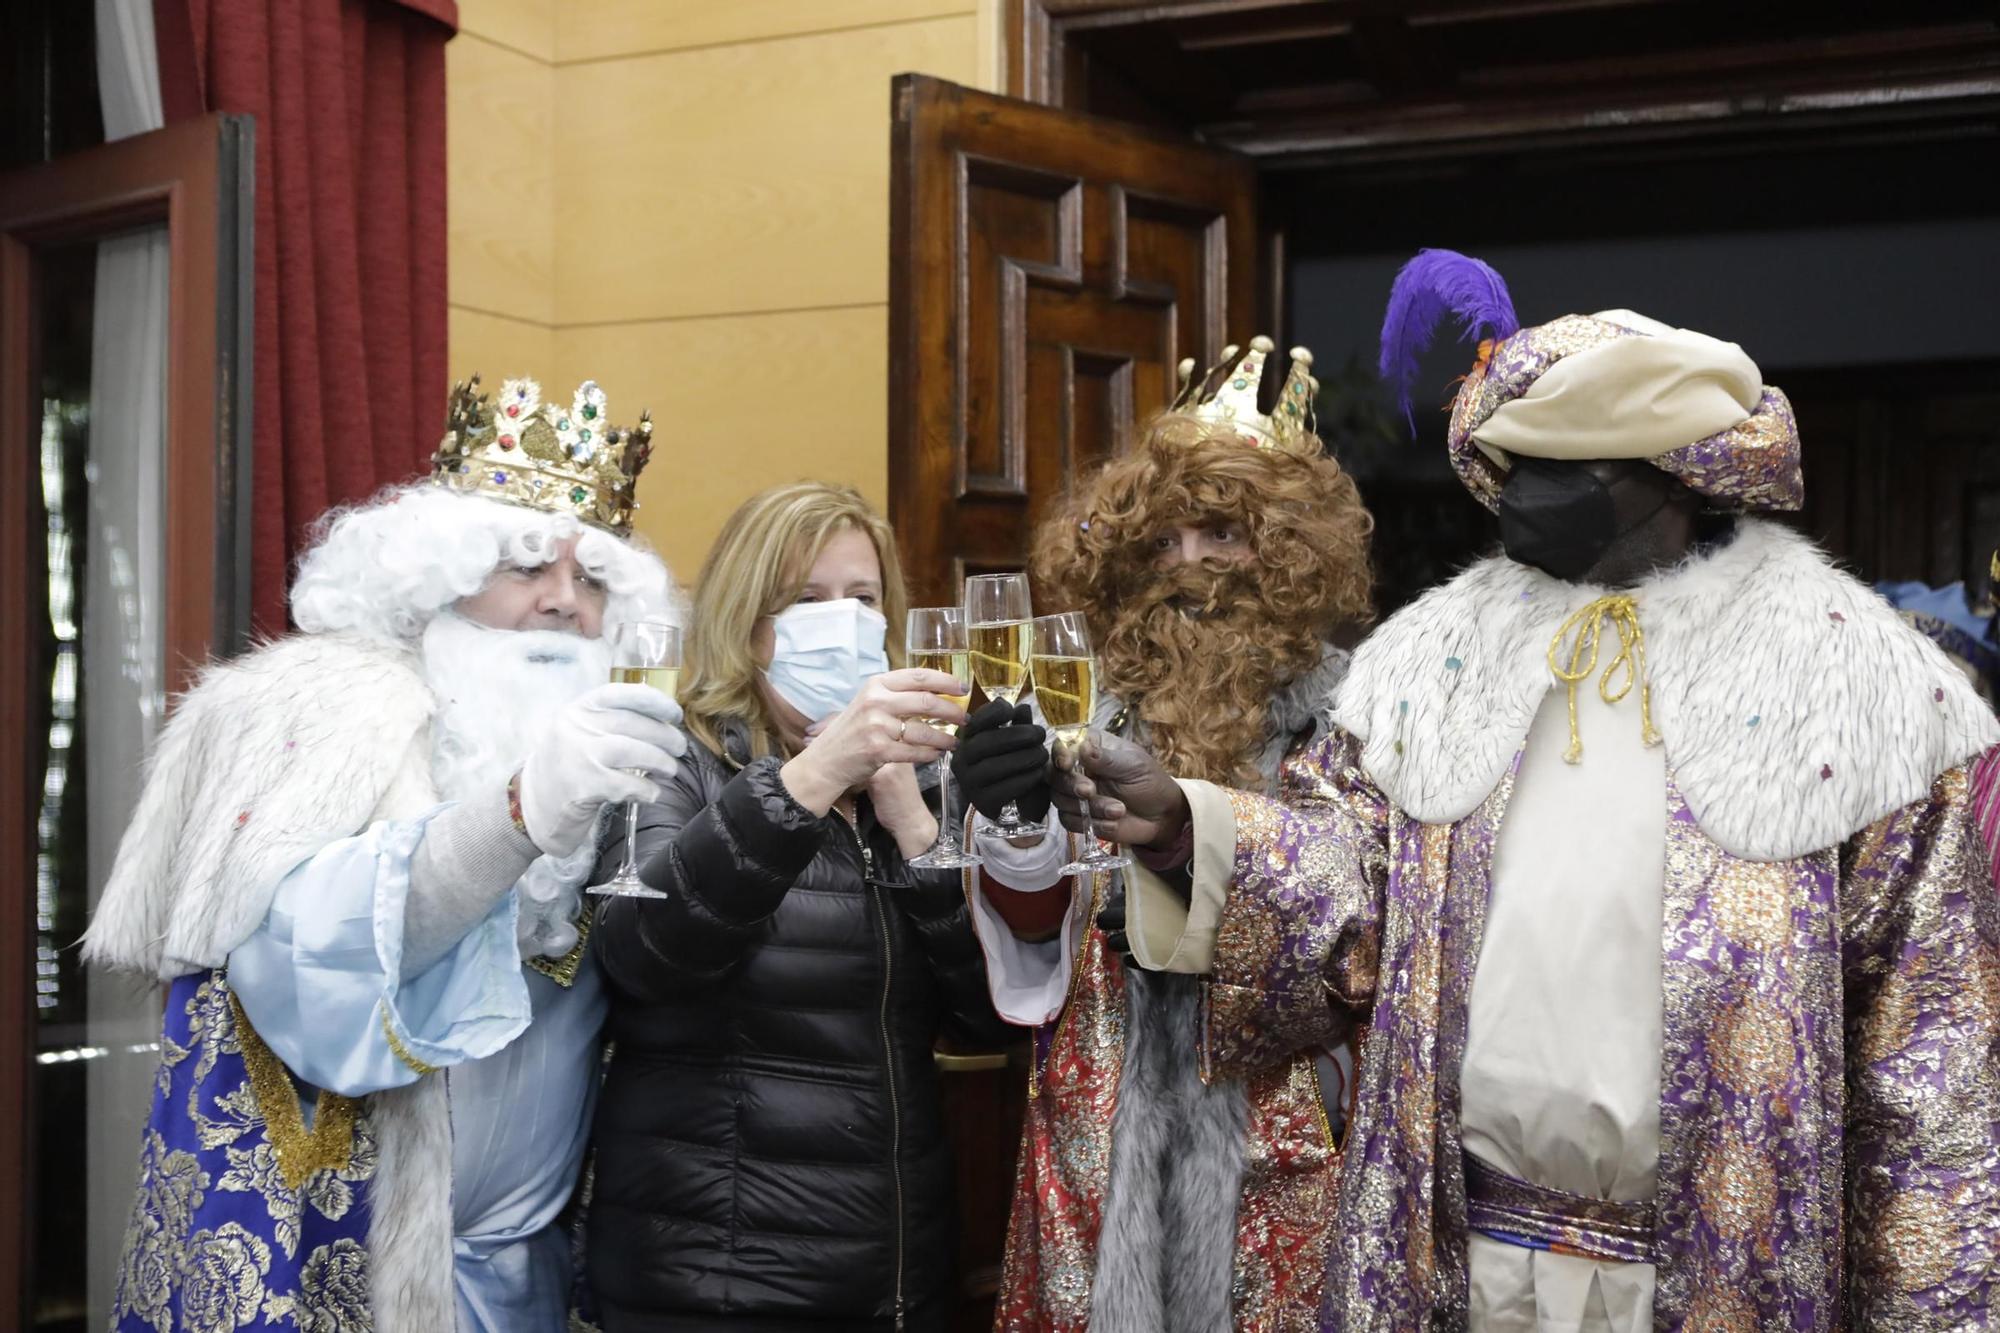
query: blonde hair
[{"left": 681, "top": 482, "right": 908, "bottom": 760}]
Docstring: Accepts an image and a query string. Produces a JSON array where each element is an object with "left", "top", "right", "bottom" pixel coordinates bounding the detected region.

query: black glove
[
  {"left": 950, "top": 700, "right": 1051, "bottom": 823},
  {"left": 1095, "top": 885, "right": 1136, "bottom": 966}
]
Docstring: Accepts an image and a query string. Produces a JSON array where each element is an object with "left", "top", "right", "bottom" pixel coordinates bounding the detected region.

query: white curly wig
[{"left": 291, "top": 483, "right": 678, "bottom": 641}]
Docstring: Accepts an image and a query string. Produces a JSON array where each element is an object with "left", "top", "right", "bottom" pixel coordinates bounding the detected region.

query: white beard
[{"left": 420, "top": 612, "right": 610, "bottom": 959}]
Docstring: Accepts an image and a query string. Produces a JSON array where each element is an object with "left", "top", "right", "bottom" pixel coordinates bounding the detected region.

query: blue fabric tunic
[
  {"left": 446, "top": 966, "right": 604, "bottom": 1331},
  {"left": 109, "top": 969, "right": 377, "bottom": 1333}
]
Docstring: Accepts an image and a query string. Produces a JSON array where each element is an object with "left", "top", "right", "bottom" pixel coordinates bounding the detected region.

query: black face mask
[
  {"left": 1498, "top": 457, "right": 1686, "bottom": 582},
  {"left": 1497, "top": 458, "right": 1620, "bottom": 581}
]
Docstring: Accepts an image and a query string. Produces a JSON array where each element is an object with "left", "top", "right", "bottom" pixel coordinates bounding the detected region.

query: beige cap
[{"left": 1470, "top": 310, "right": 1762, "bottom": 466}]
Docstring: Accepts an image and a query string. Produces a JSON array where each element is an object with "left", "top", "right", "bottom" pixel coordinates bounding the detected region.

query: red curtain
[{"left": 153, "top": 0, "right": 458, "bottom": 634}]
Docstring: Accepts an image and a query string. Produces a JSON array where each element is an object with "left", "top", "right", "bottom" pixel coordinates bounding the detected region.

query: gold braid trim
[
  {"left": 1547, "top": 593, "right": 1663, "bottom": 765},
  {"left": 228, "top": 991, "right": 359, "bottom": 1191},
  {"left": 380, "top": 1008, "right": 441, "bottom": 1076},
  {"left": 526, "top": 907, "right": 592, "bottom": 988},
  {"left": 1302, "top": 1051, "right": 1337, "bottom": 1157}
]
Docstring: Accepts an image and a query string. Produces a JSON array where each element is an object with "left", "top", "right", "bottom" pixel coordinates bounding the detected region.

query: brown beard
[{"left": 1095, "top": 560, "right": 1325, "bottom": 786}]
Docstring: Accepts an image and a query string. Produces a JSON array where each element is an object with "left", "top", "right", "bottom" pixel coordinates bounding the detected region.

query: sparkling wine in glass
[
  {"left": 905, "top": 607, "right": 981, "bottom": 870},
  {"left": 1032, "top": 611, "right": 1130, "bottom": 874},
  {"left": 964, "top": 573, "right": 1046, "bottom": 840},
  {"left": 589, "top": 618, "right": 683, "bottom": 898}
]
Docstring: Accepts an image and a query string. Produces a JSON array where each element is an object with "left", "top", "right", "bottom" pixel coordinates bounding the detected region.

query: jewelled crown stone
[
  {"left": 432, "top": 373, "right": 654, "bottom": 534},
  {"left": 1170, "top": 335, "right": 1320, "bottom": 454}
]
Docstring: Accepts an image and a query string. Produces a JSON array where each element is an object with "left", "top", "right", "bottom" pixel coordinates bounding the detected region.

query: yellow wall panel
[
  {"left": 559, "top": 306, "right": 891, "bottom": 580},
  {"left": 555, "top": 0, "right": 974, "bottom": 64},
  {"left": 448, "top": 1, "right": 999, "bottom": 578},
  {"left": 447, "top": 33, "right": 556, "bottom": 324},
  {"left": 552, "top": 15, "right": 977, "bottom": 325},
  {"left": 448, "top": 306, "right": 555, "bottom": 390},
  {"left": 457, "top": 0, "right": 555, "bottom": 61}
]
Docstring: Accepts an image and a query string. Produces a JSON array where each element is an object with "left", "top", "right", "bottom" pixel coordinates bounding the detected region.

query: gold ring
[{"left": 897, "top": 719, "right": 909, "bottom": 743}]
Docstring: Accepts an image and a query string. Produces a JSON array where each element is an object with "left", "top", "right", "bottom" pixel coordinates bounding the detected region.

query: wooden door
[{"left": 888, "top": 73, "right": 1264, "bottom": 607}]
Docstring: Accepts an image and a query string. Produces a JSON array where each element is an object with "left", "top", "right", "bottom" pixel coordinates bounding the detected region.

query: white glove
[{"left": 517, "top": 683, "right": 687, "bottom": 857}]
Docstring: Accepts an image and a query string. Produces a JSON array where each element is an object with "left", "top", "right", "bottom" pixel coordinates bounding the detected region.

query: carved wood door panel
[{"left": 889, "top": 73, "right": 1262, "bottom": 607}]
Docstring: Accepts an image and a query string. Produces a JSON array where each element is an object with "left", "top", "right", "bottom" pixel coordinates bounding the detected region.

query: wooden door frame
[
  {"left": 0, "top": 111, "right": 253, "bottom": 1324},
  {"left": 1006, "top": 1, "right": 2000, "bottom": 154},
  {"left": 1005, "top": 0, "right": 1326, "bottom": 104}
]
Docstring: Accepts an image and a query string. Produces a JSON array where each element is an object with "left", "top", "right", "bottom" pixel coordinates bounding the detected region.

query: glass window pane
[{"left": 30, "top": 223, "right": 169, "bottom": 1333}]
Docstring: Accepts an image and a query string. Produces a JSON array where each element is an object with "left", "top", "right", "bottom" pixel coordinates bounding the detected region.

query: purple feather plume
[{"left": 1378, "top": 249, "right": 1520, "bottom": 431}]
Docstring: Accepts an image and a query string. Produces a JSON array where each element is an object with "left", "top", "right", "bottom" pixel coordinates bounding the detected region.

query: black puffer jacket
[{"left": 587, "top": 728, "right": 1006, "bottom": 1333}]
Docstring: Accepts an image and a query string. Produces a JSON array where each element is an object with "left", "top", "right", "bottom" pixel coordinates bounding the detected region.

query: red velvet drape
[{"left": 153, "top": 0, "right": 458, "bottom": 635}]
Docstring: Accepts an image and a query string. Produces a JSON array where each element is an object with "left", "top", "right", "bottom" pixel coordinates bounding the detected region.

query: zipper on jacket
[{"left": 842, "top": 812, "right": 906, "bottom": 1328}]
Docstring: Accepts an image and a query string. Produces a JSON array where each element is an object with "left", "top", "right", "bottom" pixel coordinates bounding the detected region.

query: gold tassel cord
[{"left": 1546, "top": 593, "right": 1663, "bottom": 764}]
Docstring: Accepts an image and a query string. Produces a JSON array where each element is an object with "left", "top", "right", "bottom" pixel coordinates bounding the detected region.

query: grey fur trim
[
  {"left": 1268, "top": 643, "right": 1350, "bottom": 741},
  {"left": 1080, "top": 655, "right": 1337, "bottom": 1329},
  {"left": 1090, "top": 970, "right": 1248, "bottom": 1333},
  {"left": 1258, "top": 645, "right": 1349, "bottom": 782},
  {"left": 367, "top": 1077, "right": 459, "bottom": 1332}
]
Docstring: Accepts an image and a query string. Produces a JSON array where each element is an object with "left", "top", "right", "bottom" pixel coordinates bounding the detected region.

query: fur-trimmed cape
[
  {"left": 85, "top": 630, "right": 456, "bottom": 1333},
  {"left": 84, "top": 631, "right": 436, "bottom": 977},
  {"left": 1335, "top": 518, "right": 1999, "bottom": 860}
]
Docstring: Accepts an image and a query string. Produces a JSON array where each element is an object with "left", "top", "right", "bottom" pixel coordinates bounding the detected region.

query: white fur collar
[
  {"left": 84, "top": 632, "right": 436, "bottom": 978},
  {"left": 1335, "top": 519, "right": 1999, "bottom": 860}
]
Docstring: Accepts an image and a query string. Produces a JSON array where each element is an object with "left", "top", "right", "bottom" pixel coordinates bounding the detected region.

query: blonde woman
[{"left": 587, "top": 482, "right": 1005, "bottom": 1333}]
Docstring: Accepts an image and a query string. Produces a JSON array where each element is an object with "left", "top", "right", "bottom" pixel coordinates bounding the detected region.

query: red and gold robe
[{"left": 993, "top": 869, "right": 1343, "bottom": 1331}]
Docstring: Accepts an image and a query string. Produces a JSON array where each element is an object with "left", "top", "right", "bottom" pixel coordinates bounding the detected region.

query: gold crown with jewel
[
  {"left": 431, "top": 374, "right": 653, "bottom": 535},
  {"left": 1170, "top": 335, "right": 1320, "bottom": 456}
]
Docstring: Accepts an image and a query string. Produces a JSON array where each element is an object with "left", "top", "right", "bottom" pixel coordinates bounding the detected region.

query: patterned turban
[{"left": 1379, "top": 250, "right": 1804, "bottom": 514}]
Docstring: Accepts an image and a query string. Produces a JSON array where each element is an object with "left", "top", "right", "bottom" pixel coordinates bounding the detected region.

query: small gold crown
[
  {"left": 1170, "top": 335, "right": 1320, "bottom": 456},
  {"left": 432, "top": 374, "right": 653, "bottom": 535}
]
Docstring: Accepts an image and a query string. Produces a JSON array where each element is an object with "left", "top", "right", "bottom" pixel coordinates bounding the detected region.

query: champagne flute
[
  {"left": 904, "top": 607, "right": 982, "bottom": 870},
  {"left": 964, "top": 572, "right": 1046, "bottom": 840},
  {"left": 1031, "top": 612, "right": 1130, "bottom": 874},
  {"left": 589, "top": 618, "right": 683, "bottom": 898}
]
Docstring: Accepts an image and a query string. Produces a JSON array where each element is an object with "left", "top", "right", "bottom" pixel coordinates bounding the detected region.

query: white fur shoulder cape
[
  {"left": 84, "top": 631, "right": 436, "bottom": 980},
  {"left": 1335, "top": 519, "right": 2000, "bottom": 861}
]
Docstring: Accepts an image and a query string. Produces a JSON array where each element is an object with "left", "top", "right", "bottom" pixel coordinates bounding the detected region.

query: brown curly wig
[{"left": 1031, "top": 413, "right": 1374, "bottom": 785}]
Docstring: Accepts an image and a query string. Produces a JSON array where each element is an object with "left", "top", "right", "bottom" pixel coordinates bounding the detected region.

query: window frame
[{"left": 0, "top": 110, "right": 253, "bottom": 1323}]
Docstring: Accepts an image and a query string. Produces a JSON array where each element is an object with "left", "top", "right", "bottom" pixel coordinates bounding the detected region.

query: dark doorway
[{"left": 1277, "top": 131, "right": 2000, "bottom": 610}]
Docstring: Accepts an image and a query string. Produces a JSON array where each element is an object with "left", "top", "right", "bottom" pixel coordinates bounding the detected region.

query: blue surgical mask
[{"left": 763, "top": 598, "right": 890, "bottom": 721}]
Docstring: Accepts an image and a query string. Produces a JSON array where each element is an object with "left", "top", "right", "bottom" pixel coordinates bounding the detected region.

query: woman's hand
[
  {"left": 865, "top": 761, "right": 939, "bottom": 861},
  {"left": 779, "top": 668, "right": 966, "bottom": 816}
]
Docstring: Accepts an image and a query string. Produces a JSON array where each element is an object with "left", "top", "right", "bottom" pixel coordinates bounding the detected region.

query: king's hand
[
  {"left": 1050, "top": 730, "right": 1189, "bottom": 853},
  {"left": 517, "top": 683, "right": 686, "bottom": 856}
]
